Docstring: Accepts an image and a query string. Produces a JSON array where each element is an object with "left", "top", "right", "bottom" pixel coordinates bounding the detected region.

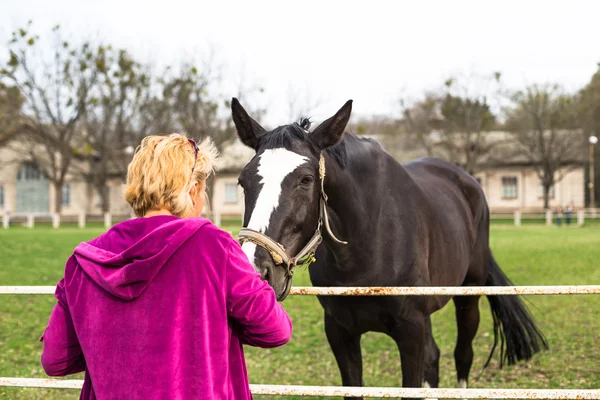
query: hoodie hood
[{"left": 73, "top": 216, "right": 210, "bottom": 301}]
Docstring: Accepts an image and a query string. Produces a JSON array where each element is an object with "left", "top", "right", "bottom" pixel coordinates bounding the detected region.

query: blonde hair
[{"left": 124, "top": 133, "right": 219, "bottom": 217}]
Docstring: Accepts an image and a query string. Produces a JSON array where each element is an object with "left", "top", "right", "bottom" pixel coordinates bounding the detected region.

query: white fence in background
[
  {"left": 495, "top": 208, "right": 599, "bottom": 227},
  {"left": 1, "top": 212, "right": 131, "bottom": 229},
  {"left": 2, "top": 209, "right": 599, "bottom": 230}
]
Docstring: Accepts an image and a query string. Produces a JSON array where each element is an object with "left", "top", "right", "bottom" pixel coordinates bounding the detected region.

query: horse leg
[
  {"left": 421, "top": 316, "right": 441, "bottom": 400},
  {"left": 324, "top": 313, "right": 364, "bottom": 400},
  {"left": 390, "top": 313, "right": 427, "bottom": 399},
  {"left": 453, "top": 295, "right": 481, "bottom": 388},
  {"left": 423, "top": 316, "right": 440, "bottom": 388}
]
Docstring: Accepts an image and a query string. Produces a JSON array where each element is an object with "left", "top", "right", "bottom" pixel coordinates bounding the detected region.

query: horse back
[{"left": 402, "top": 157, "right": 488, "bottom": 287}]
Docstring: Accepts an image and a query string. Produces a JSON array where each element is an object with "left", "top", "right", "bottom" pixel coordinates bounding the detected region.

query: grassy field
[{"left": 0, "top": 222, "right": 599, "bottom": 399}]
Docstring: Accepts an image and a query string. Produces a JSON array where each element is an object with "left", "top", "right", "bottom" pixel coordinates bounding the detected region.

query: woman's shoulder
[{"left": 182, "top": 217, "right": 241, "bottom": 252}]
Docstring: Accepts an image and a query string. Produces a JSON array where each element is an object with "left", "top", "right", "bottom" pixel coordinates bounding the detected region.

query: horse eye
[{"left": 300, "top": 176, "right": 314, "bottom": 185}]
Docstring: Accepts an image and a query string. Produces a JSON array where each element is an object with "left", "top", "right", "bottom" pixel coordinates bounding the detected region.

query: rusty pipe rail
[
  {"left": 0, "top": 378, "right": 598, "bottom": 399},
  {"left": 2, "top": 285, "right": 600, "bottom": 296}
]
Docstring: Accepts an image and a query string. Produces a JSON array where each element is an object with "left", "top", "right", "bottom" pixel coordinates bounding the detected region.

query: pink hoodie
[{"left": 40, "top": 215, "right": 292, "bottom": 399}]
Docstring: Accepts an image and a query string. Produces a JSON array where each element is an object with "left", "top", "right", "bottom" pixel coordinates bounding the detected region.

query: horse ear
[
  {"left": 231, "top": 97, "right": 266, "bottom": 149},
  {"left": 310, "top": 100, "right": 353, "bottom": 150}
]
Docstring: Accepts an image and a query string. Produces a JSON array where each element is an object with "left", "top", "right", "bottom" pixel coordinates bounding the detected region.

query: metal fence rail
[
  {"left": 2, "top": 285, "right": 599, "bottom": 399},
  {"left": 2, "top": 285, "right": 600, "bottom": 296},
  {"left": 1, "top": 378, "right": 599, "bottom": 399}
]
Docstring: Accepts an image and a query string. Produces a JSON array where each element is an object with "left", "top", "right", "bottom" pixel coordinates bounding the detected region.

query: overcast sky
[{"left": 1, "top": 0, "right": 599, "bottom": 127}]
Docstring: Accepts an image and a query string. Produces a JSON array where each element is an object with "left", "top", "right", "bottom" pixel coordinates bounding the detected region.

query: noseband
[{"left": 237, "top": 153, "right": 347, "bottom": 277}]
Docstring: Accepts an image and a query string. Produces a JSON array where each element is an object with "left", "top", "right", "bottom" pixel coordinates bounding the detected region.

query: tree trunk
[
  {"left": 54, "top": 181, "right": 63, "bottom": 214},
  {"left": 205, "top": 174, "right": 216, "bottom": 222},
  {"left": 101, "top": 186, "right": 110, "bottom": 213},
  {"left": 543, "top": 183, "right": 552, "bottom": 210}
]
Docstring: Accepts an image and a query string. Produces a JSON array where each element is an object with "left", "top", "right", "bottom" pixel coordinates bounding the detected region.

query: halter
[{"left": 237, "top": 153, "right": 347, "bottom": 277}]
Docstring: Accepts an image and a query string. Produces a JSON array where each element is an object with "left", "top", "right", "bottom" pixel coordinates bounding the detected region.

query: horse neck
[
  {"left": 321, "top": 151, "right": 371, "bottom": 246},
  {"left": 321, "top": 148, "right": 413, "bottom": 246}
]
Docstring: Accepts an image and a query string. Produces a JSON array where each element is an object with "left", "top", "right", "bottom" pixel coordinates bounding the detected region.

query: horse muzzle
[{"left": 278, "top": 276, "right": 293, "bottom": 301}]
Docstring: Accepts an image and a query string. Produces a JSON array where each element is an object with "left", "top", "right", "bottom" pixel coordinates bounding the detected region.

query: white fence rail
[
  {"left": 1, "top": 285, "right": 599, "bottom": 398},
  {"left": 489, "top": 208, "right": 600, "bottom": 227},
  {"left": 0, "top": 378, "right": 598, "bottom": 399},
  {"left": 1, "top": 213, "right": 132, "bottom": 229},
  {"left": 2, "top": 285, "right": 600, "bottom": 296},
  {"left": 3, "top": 209, "right": 599, "bottom": 230}
]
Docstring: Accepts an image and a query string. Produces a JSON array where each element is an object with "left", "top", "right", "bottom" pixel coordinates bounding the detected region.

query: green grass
[{"left": 1, "top": 224, "right": 599, "bottom": 399}]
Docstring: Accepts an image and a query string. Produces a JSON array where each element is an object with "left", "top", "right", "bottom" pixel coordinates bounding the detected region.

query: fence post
[
  {"left": 78, "top": 212, "right": 86, "bottom": 229},
  {"left": 104, "top": 212, "right": 112, "bottom": 229},
  {"left": 545, "top": 209, "right": 553, "bottom": 226},
  {"left": 27, "top": 214, "right": 34, "bottom": 229},
  {"left": 514, "top": 210, "right": 521, "bottom": 227},
  {"left": 2, "top": 212, "right": 9, "bottom": 229},
  {"left": 578, "top": 209, "right": 585, "bottom": 226},
  {"left": 214, "top": 211, "right": 222, "bottom": 228},
  {"left": 52, "top": 213, "right": 60, "bottom": 229}
]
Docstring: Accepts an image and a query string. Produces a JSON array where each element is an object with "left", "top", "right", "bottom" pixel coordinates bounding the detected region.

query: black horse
[{"left": 231, "top": 98, "right": 547, "bottom": 399}]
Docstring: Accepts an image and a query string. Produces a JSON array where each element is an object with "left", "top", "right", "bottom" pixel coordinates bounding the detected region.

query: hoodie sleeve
[
  {"left": 225, "top": 241, "right": 292, "bottom": 348},
  {"left": 40, "top": 276, "right": 86, "bottom": 376}
]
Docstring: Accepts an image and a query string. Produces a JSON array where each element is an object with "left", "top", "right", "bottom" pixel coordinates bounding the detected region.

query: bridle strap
[
  {"left": 237, "top": 153, "right": 347, "bottom": 275},
  {"left": 317, "top": 152, "right": 346, "bottom": 245}
]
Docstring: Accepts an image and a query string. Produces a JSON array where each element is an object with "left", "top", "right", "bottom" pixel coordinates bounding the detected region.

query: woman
[{"left": 40, "top": 133, "right": 292, "bottom": 399}]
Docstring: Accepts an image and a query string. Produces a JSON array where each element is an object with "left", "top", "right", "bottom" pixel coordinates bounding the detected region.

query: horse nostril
[
  {"left": 260, "top": 262, "right": 275, "bottom": 287},
  {"left": 266, "top": 266, "right": 275, "bottom": 287}
]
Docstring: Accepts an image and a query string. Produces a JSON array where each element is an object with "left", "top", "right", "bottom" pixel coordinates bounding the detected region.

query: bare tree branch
[
  {"left": 399, "top": 72, "right": 503, "bottom": 174},
  {"left": 505, "top": 83, "right": 585, "bottom": 209},
  {"left": 1, "top": 22, "right": 104, "bottom": 212}
]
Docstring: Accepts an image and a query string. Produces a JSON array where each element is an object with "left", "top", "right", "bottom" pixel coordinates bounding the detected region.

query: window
[
  {"left": 17, "top": 163, "right": 44, "bottom": 181},
  {"left": 62, "top": 184, "right": 71, "bottom": 207},
  {"left": 0, "top": 185, "right": 4, "bottom": 208},
  {"left": 537, "top": 181, "right": 555, "bottom": 198},
  {"left": 501, "top": 176, "right": 518, "bottom": 199},
  {"left": 224, "top": 183, "right": 238, "bottom": 204}
]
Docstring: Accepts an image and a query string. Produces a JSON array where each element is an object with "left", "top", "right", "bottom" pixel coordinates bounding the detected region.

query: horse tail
[{"left": 483, "top": 254, "right": 548, "bottom": 369}]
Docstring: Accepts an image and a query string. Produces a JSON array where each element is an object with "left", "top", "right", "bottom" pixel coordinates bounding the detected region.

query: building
[
  {"left": 474, "top": 166, "right": 584, "bottom": 212},
  {"left": 377, "top": 130, "right": 586, "bottom": 212},
  {"left": 0, "top": 133, "right": 586, "bottom": 221},
  {"left": 0, "top": 142, "right": 131, "bottom": 219},
  {"left": 0, "top": 139, "right": 252, "bottom": 220},
  {"left": 197, "top": 133, "right": 587, "bottom": 216}
]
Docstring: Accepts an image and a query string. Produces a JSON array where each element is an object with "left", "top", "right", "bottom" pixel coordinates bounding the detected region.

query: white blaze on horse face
[
  {"left": 241, "top": 148, "right": 309, "bottom": 271},
  {"left": 242, "top": 242, "right": 258, "bottom": 270}
]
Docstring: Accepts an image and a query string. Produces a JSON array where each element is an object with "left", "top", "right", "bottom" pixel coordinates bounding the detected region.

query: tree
[
  {"left": 154, "top": 60, "right": 265, "bottom": 217},
  {"left": 401, "top": 72, "right": 503, "bottom": 175},
  {"left": 504, "top": 83, "right": 583, "bottom": 209},
  {"left": 578, "top": 66, "right": 600, "bottom": 206},
  {"left": 77, "top": 48, "right": 152, "bottom": 212},
  {"left": 1, "top": 22, "right": 104, "bottom": 213},
  {"left": 0, "top": 83, "right": 23, "bottom": 147},
  {"left": 348, "top": 115, "right": 410, "bottom": 161}
]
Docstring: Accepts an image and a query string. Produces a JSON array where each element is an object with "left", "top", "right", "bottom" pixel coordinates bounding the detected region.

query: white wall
[
  {"left": 211, "top": 174, "right": 244, "bottom": 217},
  {"left": 476, "top": 167, "right": 585, "bottom": 212}
]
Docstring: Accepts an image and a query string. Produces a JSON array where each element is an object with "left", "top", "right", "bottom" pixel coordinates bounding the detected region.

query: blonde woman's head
[{"left": 124, "top": 133, "right": 219, "bottom": 218}]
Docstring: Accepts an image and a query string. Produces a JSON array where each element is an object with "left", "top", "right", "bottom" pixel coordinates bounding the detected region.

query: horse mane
[{"left": 258, "top": 118, "right": 352, "bottom": 169}]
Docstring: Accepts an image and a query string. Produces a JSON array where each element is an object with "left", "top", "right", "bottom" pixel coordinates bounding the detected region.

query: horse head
[{"left": 231, "top": 97, "right": 352, "bottom": 301}]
